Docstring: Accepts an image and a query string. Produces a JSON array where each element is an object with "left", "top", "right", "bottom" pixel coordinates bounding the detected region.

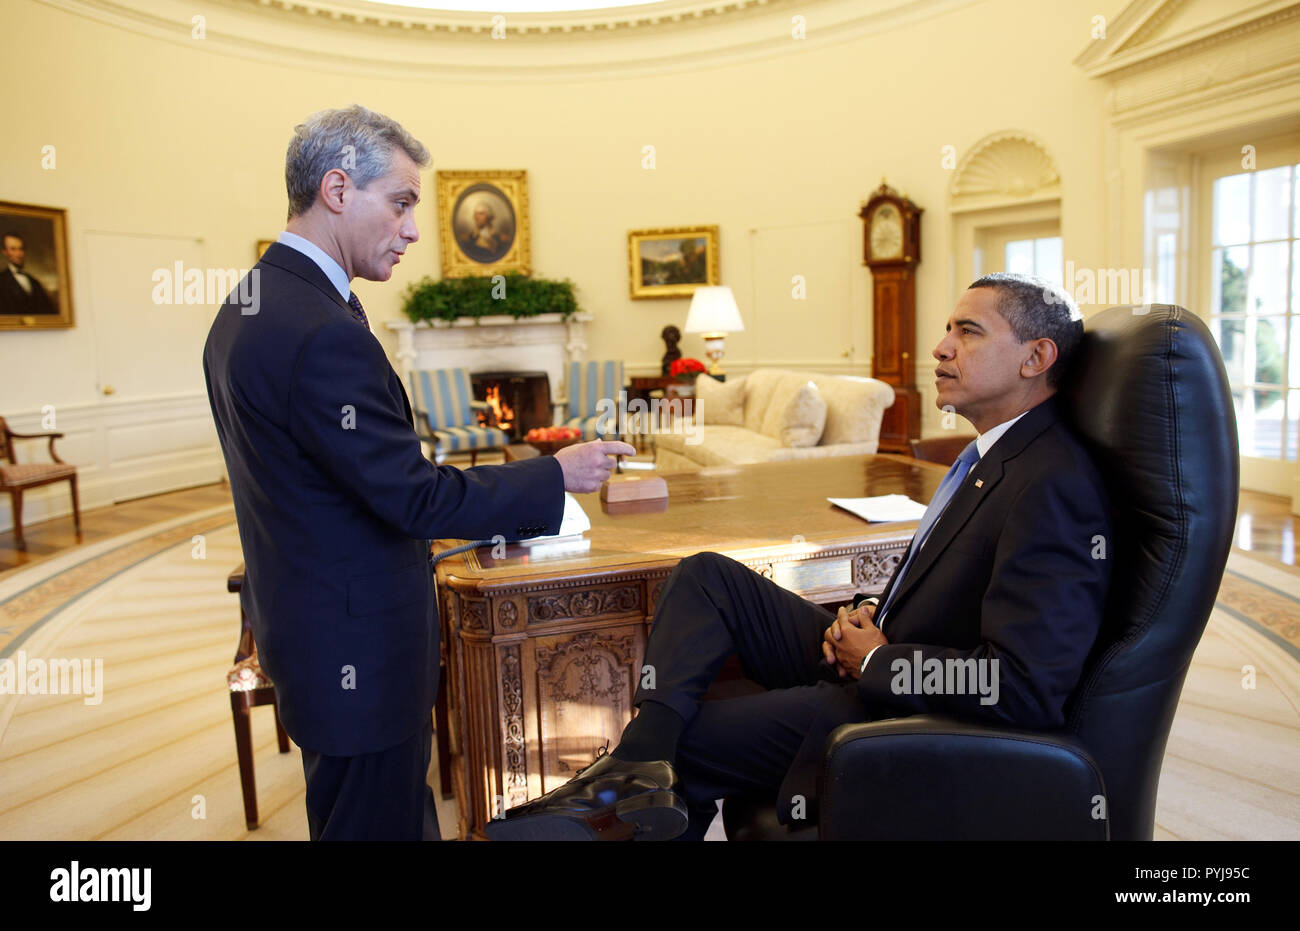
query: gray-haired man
[{"left": 204, "top": 105, "right": 632, "bottom": 840}]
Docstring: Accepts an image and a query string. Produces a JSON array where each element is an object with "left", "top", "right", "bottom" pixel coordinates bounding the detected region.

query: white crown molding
[
  {"left": 1116, "top": 0, "right": 1189, "bottom": 51},
  {"left": 236, "top": 0, "right": 772, "bottom": 34},
  {"left": 1074, "top": 0, "right": 1300, "bottom": 124},
  {"left": 36, "top": 0, "right": 982, "bottom": 81},
  {"left": 1075, "top": 0, "right": 1300, "bottom": 79}
]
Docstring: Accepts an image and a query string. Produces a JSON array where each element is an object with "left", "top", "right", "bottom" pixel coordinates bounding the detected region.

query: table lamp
[{"left": 684, "top": 286, "right": 744, "bottom": 376}]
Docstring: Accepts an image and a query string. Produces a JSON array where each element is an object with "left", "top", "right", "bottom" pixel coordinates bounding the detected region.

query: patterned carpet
[
  {"left": 0, "top": 511, "right": 1295, "bottom": 840},
  {"left": 1154, "top": 552, "right": 1300, "bottom": 840},
  {"left": 0, "top": 514, "right": 454, "bottom": 841}
]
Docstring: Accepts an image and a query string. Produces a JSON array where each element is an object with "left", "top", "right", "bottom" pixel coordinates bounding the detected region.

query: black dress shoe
[{"left": 485, "top": 747, "right": 688, "bottom": 841}]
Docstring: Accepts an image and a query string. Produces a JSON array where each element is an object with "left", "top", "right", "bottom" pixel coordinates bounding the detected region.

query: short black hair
[
  {"left": 2, "top": 232, "right": 22, "bottom": 246},
  {"left": 966, "top": 272, "right": 1083, "bottom": 388}
]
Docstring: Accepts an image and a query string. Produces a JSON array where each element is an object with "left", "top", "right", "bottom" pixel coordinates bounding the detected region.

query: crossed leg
[{"left": 631, "top": 552, "right": 869, "bottom": 837}]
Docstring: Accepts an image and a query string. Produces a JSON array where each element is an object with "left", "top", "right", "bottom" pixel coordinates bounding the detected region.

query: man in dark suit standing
[
  {"left": 0, "top": 233, "right": 57, "bottom": 316},
  {"left": 488, "top": 272, "right": 1113, "bottom": 841},
  {"left": 203, "top": 105, "right": 633, "bottom": 840}
]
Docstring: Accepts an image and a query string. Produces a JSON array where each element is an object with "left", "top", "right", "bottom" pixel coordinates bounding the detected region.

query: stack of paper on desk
[
  {"left": 518, "top": 493, "right": 591, "bottom": 544},
  {"left": 828, "top": 495, "right": 928, "bottom": 523}
]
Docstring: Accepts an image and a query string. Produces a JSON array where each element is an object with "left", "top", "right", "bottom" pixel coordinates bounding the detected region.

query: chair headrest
[{"left": 1063, "top": 305, "right": 1238, "bottom": 705}]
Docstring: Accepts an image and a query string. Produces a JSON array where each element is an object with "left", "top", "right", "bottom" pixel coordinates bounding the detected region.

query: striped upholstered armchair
[
  {"left": 563, "top": 360, "right": 625, "bottom": 440},
  {"left": 407, "top": 368, "right": 509, "bottom": 465}
]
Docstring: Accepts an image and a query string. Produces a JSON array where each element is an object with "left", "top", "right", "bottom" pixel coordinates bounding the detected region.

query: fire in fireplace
[
  {"left": 470, "top": 371, "right": 552, "bottom": 440},
  {"left": 482, "top": 385, "right": 515, "bottom": 433}
]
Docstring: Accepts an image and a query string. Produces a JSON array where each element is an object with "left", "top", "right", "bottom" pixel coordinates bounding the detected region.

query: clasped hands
[{"left": 822, "top": 601, "right": 889, "bottom": 679}]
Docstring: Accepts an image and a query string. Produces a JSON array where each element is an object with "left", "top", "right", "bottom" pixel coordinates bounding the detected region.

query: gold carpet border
[{"left": 0, "top": 512, "right": 238, "bottom": 658}]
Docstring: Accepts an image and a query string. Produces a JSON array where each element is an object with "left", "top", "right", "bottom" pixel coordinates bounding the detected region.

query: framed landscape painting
[
  {"left": 0, "top": 201, "right": 73, "bottom": 330},
  {"left": 628, "top": 225, "right": 719, "bottom": 299}
]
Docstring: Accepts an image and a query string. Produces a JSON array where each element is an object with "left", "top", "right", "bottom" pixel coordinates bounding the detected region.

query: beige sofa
[{"left": 653, "top": 368, "right": 895, "bottom": 471}]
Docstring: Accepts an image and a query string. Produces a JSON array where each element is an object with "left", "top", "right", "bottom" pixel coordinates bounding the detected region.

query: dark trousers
[
  {"left": 634, "top": 552, "right": 869, "bottom": 838},
  {"left": 300, "top": 716, "right": 440, "bottom": 841}
]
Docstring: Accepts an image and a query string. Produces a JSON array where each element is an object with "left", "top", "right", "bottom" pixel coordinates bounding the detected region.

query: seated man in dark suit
[{"left": 488, "top": 271, "right": 1113, "bottom": 841}]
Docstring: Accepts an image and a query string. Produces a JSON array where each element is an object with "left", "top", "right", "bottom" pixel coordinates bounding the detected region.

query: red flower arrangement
[{"left": 669, "top": 357, "right": 706, "bottom": 381}]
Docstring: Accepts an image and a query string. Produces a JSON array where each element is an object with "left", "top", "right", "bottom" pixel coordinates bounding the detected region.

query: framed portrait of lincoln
[
  {"left": 0, "top": 201, "right": 73, "bottom": 330},
  {"left": 436, "top": 170, "right": 531, "bottom": 278}
]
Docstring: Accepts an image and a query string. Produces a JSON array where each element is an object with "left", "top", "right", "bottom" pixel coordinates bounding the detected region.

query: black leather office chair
[{"left": 723, "top": 304, "right": 1239, "bottom": 841}]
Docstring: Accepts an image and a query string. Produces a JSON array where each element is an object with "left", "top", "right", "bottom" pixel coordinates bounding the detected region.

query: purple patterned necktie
[{"left": 347, "top": 292, "right": 369, "bottom": 329}]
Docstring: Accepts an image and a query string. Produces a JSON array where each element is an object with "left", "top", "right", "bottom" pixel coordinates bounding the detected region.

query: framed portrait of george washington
[
  {"left": 0, "top": 201, "right": 73, "bottom": 330},
  {"left": 436, "top": 170, "right": 530, "bottom": 278},
  {"left": 628, "top": 225, "right": 719, "bottom": 299}
]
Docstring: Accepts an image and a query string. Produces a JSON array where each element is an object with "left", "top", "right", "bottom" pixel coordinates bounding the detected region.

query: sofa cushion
[
  {"left": 752, "top": 371, "right": 820, "bottom": 439},
  {"left": 738, "top": 369, "right": 895, "bottom": 444},
  {"left": 779, "top": 381, "right": 827, "bottom": 447},
  {"left": 809, "top": 375, "right": 896, "bottom": 446},
  {"left": 742, "top": 369, "right": 790, "bottom": 436},
  {"left": 656, "top": 425, "right": 783, "bottom": 466},
  {"left": 695, "top": 373, "right": 746, "bottom": 426}
]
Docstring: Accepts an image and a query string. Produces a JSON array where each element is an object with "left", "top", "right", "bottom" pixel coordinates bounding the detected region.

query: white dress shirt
[
  {"left": 7, "top": 263, "right": 32, "bottom": 294},
  {"left": 276, "top": 231, "right": 351, "bottom": 303},
  {"left": 857, "top": 410, "right": 1030, "bottom": 676}
]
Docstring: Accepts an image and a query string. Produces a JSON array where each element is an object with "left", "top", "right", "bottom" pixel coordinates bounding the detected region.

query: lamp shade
[{"left": 684, "top": 286, "right": 744, "bottom": 334}]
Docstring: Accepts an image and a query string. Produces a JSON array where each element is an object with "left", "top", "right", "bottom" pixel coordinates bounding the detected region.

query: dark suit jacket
[
  {"left": 855, "top": 394, "right": 1113, "bottom": 729},
  {"left": 0, "top": 267, "right": 56, "bottom": 315},
  {"left": 203, "top": 242, "right": 564, "bottom": 756}
]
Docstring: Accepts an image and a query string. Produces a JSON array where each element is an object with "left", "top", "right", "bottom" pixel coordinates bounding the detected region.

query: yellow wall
[
  {"left": 1, "top": 0, "right": 1112, "bottom": 426},
  {"left": 8, "top": 0, "right": 1296, "bottom": 516}
]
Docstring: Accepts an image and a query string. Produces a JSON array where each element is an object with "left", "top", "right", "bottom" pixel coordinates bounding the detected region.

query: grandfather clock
[{"left": 859, "top": 182, "right": 923, "bottom": 454}]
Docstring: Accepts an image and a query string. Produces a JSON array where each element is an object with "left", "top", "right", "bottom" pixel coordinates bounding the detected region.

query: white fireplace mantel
[{"left": 386, "top": 312, "right": 594, "bottom": 407}]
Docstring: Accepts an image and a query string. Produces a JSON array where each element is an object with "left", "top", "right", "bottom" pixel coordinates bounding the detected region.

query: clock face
[{"left": 870, "top": 204, "right": 904, "bottom": 260}]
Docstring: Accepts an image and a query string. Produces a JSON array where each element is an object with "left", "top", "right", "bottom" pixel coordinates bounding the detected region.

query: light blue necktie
[{"left": 875, "top": 439, "right": 981, "bottom": 629}]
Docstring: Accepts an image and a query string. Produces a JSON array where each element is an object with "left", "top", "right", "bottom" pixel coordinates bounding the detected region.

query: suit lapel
[
  {"left": 259, "top": 241, "right": 353, "bottom": 318},
  {"left": 882, "top": 396, "right": 1065, "bottom": 619},
  {"left": 262, "top": 241, "right": 414, "bottom": 427}
]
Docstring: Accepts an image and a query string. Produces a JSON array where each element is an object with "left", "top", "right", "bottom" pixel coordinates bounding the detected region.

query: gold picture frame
[
  {"left": 256, "top": 239, "right": 275, "bottom": 260},
  {"left": 0, "top": 201, "right": 74, "bottom": 330},
  {"left": 628, "top": 225, "right": 719, "bottom": 299},
  {"left": 436, "top": 170, "right": 530, "bottom": 278}
]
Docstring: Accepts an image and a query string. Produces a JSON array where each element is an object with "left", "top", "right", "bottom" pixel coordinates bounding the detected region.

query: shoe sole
[
  {"left": 485, "top": 789, "right": 688, "bottom": 842},
  {"left": 617, "top": 790, "right": 689, "bottom": 841}
]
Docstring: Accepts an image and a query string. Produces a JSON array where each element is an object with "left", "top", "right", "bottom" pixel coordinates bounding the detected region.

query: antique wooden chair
[
  {"left": 226, "top": 563, "right": 291, "bottom": 831},
  {"left": 226, "top": 561, "right": 455, "bottom": 830},
  {"left": 0, "top": 416, "right": 81, "bottom": 549}
]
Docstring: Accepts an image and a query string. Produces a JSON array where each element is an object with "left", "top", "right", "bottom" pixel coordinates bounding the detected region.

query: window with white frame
[
  {"left": 1004, "top": 236, "right": 1064, "bottom": 288},
  {"left": 1209, "top": 163, "right": 1299, "bottom": 461},
  {"left": 973, "top": 219, "right": 1063, "bottom": 286}
]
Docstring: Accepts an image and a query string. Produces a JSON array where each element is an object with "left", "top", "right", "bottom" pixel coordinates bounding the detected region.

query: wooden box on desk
[{"left": 600, "top": 475, "right": 667, "bottom": 504}]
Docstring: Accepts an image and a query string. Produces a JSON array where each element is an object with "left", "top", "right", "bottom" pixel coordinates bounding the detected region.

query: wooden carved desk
[{"left": 433, "top": 454, "right": 944, "bottom": 838}]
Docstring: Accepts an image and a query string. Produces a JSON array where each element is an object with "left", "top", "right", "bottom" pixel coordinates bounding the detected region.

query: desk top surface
[{"left": 435, "top": 454, "right": 945, "bottom": 586}]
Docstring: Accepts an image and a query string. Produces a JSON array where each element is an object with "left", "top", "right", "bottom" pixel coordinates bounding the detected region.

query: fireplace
[{"left": 471, "top": 371, "right": 552, "bottom": 440}]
